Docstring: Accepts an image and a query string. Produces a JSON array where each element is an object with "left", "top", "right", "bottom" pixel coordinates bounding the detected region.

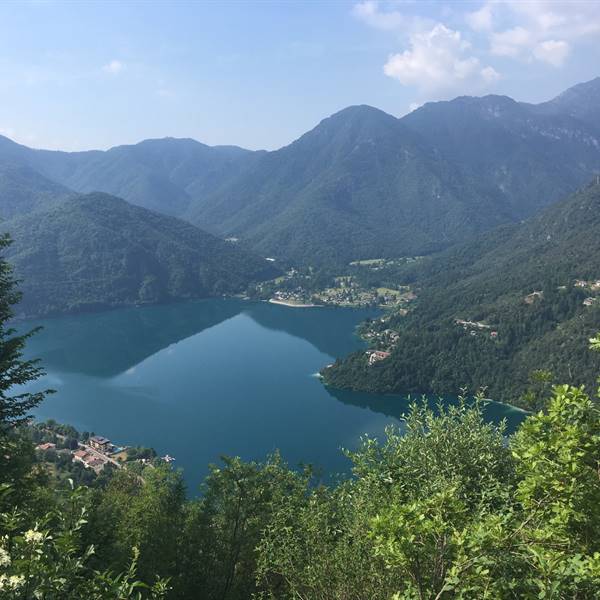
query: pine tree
[{"left": 0, "top": 234, "right": 51, "bottom": 432}]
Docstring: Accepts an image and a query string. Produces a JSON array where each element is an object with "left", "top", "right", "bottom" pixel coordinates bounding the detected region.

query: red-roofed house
[
  {"left": 36, "top": 442, "right": 56, "bottom": 451},
  {"left": 367, "top": 350, "right": 391, "bottom": 365}
]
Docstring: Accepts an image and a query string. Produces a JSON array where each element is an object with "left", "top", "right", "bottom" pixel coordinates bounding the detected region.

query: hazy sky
[{"left": 1, "top": 1, "right": 599, "bottom": 151}]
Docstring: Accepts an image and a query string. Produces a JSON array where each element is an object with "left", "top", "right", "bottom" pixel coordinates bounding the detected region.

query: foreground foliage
[{"left": 4, "top": 385, "right": 600, "bottom": 599}]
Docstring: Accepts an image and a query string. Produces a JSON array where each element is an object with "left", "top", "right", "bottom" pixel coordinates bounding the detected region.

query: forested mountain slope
[
  {"left": 0, "top": 162, "right": 74, "bottom": 220},
  {"left": 533, "top": 76, "right": 600, "bottom": 129},
  {"left": 186, "top": 77, "right": 600, "bottom": 265},
  {"left": 186, "top": 105, "right": 509, "bottom": 265},
  {"left": 3, "top": 193, "right": 277, "bottom": 317},
  {"left": 401, "top": 91, "right": 600, "bottom": 219},
  {"left": 0, "top": 135, "right": 258, "bottom": 216},
  {"left": 323, "top": 181, "right": 600, "bottom": 404}
]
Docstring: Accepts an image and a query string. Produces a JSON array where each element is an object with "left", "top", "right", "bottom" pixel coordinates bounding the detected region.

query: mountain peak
[
  {"left": 551, "top": 76, "right": 600, "bottom": 102},
  {"left": 408, "top": 94, "right": 519, "bottom": 120},
  {"left": 328, "top": 104, "right": 395, "bottom": 119},
  {"left": 297, "top": 104, "right": 399, "bottom": 144},
  {"left": 535, "top": 76, "right": 600, "bottom": 126},
  {"left": 322, "top": 105, "right": 399, "bottom": 131}
]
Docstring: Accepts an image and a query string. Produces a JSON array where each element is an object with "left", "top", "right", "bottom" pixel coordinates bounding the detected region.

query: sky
[{"left": 0, "top": 0, "right": 599, "bottom": 152}]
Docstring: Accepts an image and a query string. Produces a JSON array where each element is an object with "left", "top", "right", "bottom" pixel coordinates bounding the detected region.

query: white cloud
[
  {"left": 102, "top": 59, "right": 124, "bottom": 75},
  {"left": 481, "top": 66, "right": 501, "bottom": 82},
  {"left": 533, "top": 39, "right": 570, "bottom": 66},
  {"left": 491, "top": 26, "right": 532, "bottom": 58},
  {"left": 466, "top": 5, "right": 493, "bottom": 32},
  {"left": 383, "top": 24, "right": 499, "bottom": 95},
  {"left": 352, "top": 1, "right": 433, "bottom": 33},
  {"left": 469, "top": 1, "right": 600, "bottom": 67},
  {"left": 353, "top": 2, "right": 500, "bottom": 101},
  {"left": 352, "top": 1, "right": 405, "bottom": 31}
]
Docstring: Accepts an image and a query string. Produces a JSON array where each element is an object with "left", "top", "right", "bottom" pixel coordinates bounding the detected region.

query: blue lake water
[{"left": 17, "top": 299, "right": 525, "bottom": 493}]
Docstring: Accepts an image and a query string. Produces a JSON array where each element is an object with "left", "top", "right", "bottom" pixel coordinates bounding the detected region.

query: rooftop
[{"left": 90, "top": 435, "right": 110, "bottom": 444}]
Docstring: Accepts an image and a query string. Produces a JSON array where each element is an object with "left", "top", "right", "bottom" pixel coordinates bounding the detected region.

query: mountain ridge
[{"left": 0, "top": 77, "right": 598, "bottom": 267}]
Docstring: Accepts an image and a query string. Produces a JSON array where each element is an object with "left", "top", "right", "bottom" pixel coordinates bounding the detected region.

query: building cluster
[
  {"left": 455, "top": 319, "right": 498, "bottom": 340},
  {"left": 524, "top": 291, "right": 544, "bottom": 304},
  {"left": 73, "top": 449, "right": 107, "bottom": 473},
  {"left": 37, "top": 434, "right": 118, "bottom": 474},
  {"left": 36, "top": 432, "right": 175, "bottom": 475},
  {"left": 574, "top": 279, "right": 600, "bottom": 290},
  {"left": 272, "top": 288, "right": 311, "bottom": 305},
  {"left": 573, "top": 280, "right": 600, "bottom": 307},
  {"left": 366, "top": 349, "right": 391, "bottom": 365},
  {"left": 264, "top": 267, "right": 417, "bottom": 309},
  {"left": 316, "top": 281, "right": 414, "bottom": 308},
  {"left": 363, "top": 327, "right": 400, "bottom": 348}
]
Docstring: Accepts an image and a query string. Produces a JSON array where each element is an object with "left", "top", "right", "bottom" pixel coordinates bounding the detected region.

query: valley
[
  {"left": 0, "top": 77, "right": 599, "bottom": 408},
  {"left": 2, "top": 2, "right": 600, "bottom": 595}
]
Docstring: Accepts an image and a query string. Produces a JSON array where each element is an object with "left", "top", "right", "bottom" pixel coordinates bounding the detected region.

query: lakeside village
[
  {"left": 249, "top": 257, "right": 420, "bottom": 309},
  {"left": 30, "top": 420, "right": 174, "bottom": 486},
  {"left": 269, "top": 279, "right": 415, "bottom": 309},
  {"left": 248, "top": 256, "right": 424, "bottom": 366}
]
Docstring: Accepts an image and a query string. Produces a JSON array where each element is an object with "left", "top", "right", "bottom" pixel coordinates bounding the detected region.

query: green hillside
[
  {"left": 323, "top": 181, "right": 600, "bottom": 405},
  {"left": 401, "top": 91, "right": 600, "bottom": 220},
  {"left": 0, "top": 135, "right": 258, "bottom": 217},
  {"left": 3, "top": 193, "right": 277, "bottom": 317},
  {"left": 0, "top": 162, "right": 74, "bottom": 220},
  {"left": 186, "top": 105, "right": 513, "bottom": 266}
]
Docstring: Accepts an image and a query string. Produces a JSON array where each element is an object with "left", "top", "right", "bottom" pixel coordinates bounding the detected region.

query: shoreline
[
  {"left": 268, "top": 298, "right": 317, "bottom": 308},
  {"left": 320, "top": 375, "right": 531, "bottom": 415}
]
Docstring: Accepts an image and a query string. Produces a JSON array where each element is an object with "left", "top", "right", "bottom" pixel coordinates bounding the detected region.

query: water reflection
[
  {"left": 243, "top": 302, "right": 379, "bottom": 358},
  {"left": 327, "top": 387, "right": 526, "bottom": 434},
  {"left": 18, "top": 299, "right": 525, "bottom": 492},
  {"left": 18, "top": 299, "right": 245, "bottom": 376},
  {"left": 19, "top": 299, "right": 379, "bottom": 378}
]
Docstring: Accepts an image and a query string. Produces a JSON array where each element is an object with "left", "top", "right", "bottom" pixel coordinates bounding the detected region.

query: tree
[
  {"left": 0, "top": 234, "right": 52, "bottom": 432},
  {"left": 183, "top": 453, "right": 309, "bottom": 600},
  {"left": 89, "top": 465, "right": 186, "bottom": 589},
  {"left": 0, "top": 235, "right": 54, "bottom": 504},
  {"left": 0, "top": 484, "right": 169, "bottom": 599}
]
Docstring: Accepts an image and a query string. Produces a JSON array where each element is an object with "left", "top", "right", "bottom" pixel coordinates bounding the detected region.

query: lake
[{"left": 18, "top": 299, "right": 526, "bottom": 492}]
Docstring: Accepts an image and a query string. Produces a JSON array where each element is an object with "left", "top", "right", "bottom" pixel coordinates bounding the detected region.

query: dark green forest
[
  {"left": 324, "top": 181, "right": 600, "bottom": 405},
  {"left": 3, "top": 193, "right": 277, "bottom": 317}
]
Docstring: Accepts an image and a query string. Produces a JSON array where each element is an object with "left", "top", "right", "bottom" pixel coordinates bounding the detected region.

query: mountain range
[
  {"left": 0, "top": 76, "right": 599, "bottom": 320},
  {"left": 1, "top": 77, "right": 599, "bottom": 267}
]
